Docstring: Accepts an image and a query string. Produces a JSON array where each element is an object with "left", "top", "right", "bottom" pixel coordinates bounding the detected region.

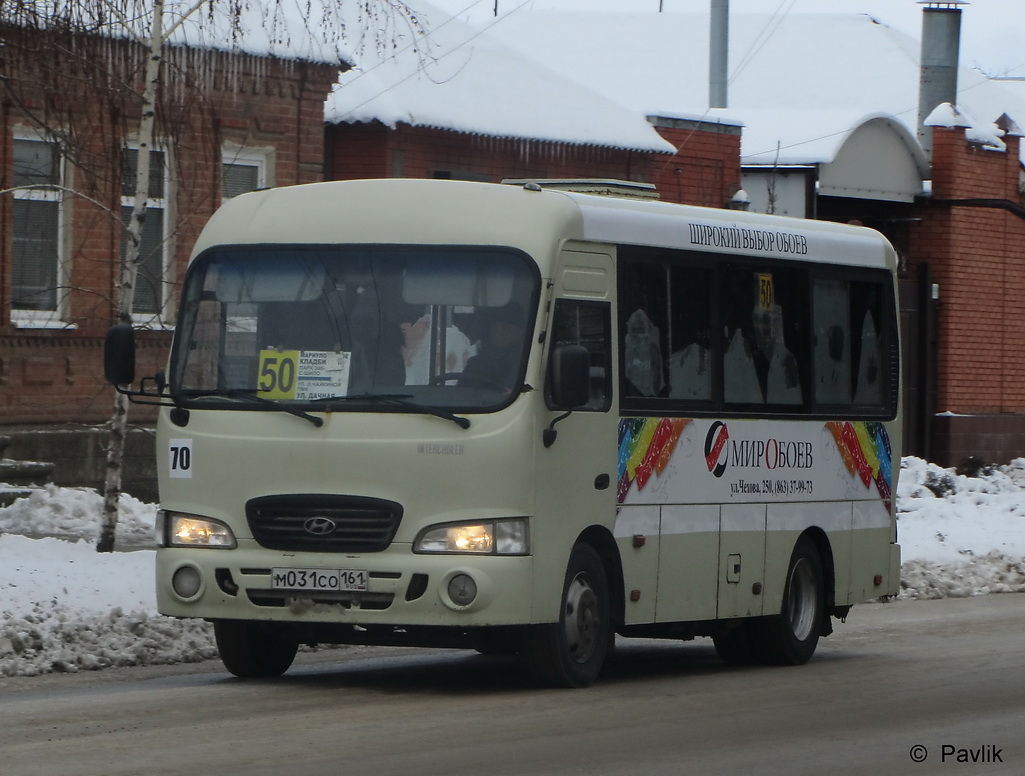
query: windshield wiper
[
  {"left": 311, "top": 393, "right": 470, "bottom": 429},
  {"left": 178, "top": 389, "right": 324, "bottom": 427}
]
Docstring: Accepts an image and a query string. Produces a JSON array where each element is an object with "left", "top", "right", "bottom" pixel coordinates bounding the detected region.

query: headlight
[
  {"left": 158, "top": 510, "right": 236, "bottom": 548},
  {"left": 414, "top": 518, "right": 529, "bottom": 555}
]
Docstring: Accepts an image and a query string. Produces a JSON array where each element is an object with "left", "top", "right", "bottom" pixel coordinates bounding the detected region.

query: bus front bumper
[{"left": 155, "top": 546, "right": 535, "bottom": 627}]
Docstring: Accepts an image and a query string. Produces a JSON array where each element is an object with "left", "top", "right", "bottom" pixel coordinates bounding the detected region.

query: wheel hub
[{"left": 563, "top": 573, "right": 600, "bottom": 663}]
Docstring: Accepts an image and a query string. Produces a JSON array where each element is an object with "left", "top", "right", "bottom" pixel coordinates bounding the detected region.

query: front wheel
[
  {"left": 753, "top": 536, "right": 824, "bottom": 665},
  {"left": 214, "top": 620, "right": 299, "bottom": 678},
  {"left": 524, "top": 544, "right": 610, "bottom": 688}
]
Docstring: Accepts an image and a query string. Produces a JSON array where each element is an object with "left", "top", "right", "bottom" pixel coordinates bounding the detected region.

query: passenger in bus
[{"left": 624, "top": 308, "right": 665, "bottom": 397}]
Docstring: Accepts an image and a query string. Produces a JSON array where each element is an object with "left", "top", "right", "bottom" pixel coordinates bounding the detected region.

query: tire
[
  {"left": 753, "top": 536, "right": 824, "bottom": 665},
  {"left": 524, "top": 544, "right": 610, "bottom": 688},
  {"left": 214, "top": 620, "right": 299, "bottom": 678}
]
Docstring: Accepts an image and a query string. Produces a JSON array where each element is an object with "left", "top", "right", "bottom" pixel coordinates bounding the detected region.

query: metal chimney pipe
[
  {"left": 918, "top": 2, "right": 965, "bottom": 158},
  {"left": 710, "top": 0, "right": 729, "bottom": 109}
]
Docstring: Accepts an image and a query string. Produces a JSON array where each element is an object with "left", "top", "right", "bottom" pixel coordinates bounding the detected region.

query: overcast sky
[{"left": 429, "top": 0, "right": 1025, "bottom": 78}]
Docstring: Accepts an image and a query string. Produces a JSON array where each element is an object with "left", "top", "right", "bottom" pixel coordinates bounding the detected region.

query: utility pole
[{"left": 709, "top": 0, "right": 729, "bottom": 108}]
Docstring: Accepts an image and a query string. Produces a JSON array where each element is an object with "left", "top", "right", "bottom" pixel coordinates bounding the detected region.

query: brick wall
[
  {"left": 907, "top": 125, "right": 1025, "bottom": 464},
  {"left": 650, "top": 118, "right": 743, "bottom": 208},
  {"left": 910, "top": 127, "right": 1025, "bottom": 417},
  {"left": 1, "top": 28, "right": 338, "bottom": 425},
  {"left": 327, "top": 118, "right": 743, "bottom": 207},
  {"left": 0, "top": 332, "right": 167, "bottom": 425}
]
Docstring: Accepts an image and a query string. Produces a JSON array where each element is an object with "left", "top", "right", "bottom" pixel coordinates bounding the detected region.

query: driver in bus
[{"left": 460, "top": 303, "right": 527, "bottom": 390}]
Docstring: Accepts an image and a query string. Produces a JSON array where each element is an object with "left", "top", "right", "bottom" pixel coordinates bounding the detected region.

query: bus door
[{"left": 532, "top": 250, "right": 618, "bottom": 621}]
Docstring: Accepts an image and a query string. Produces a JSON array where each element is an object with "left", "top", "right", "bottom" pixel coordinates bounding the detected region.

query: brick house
[
  {"left": 322, "top": 5, "right": 742, "bottom": 208},
  {"left": 907, "top": 118, "right": 1025, "bottom": 464},
  {"left": 326, "top": 117, "right": 741, "bottom": 209},
  {"left": 1, "top": 24, "right": 338, "bottom": 427}
]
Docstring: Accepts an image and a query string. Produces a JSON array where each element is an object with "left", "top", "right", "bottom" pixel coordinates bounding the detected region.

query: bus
[{"left": 105, "top": 178, "right": 901, "bottom": 687}]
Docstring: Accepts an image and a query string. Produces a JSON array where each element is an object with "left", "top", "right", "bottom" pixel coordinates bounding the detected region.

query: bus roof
[
  {"left": 194, "top": 179, "right": 896, "bottom": 272},
  {"left": 559, "top": 188, "right": 895, "bottom": 270}
]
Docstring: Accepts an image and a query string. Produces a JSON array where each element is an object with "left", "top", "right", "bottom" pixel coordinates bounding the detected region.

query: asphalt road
[{"left": 3, "top": 594, "right": 1023, "bottom": 776}]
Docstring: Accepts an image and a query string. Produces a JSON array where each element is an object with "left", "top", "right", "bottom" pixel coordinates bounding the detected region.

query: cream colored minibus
[{"left": 106, "top": 178, "right": 901, "bottom": 687}]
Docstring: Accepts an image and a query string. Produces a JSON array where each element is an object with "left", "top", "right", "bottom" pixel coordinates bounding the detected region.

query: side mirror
[
  {"left": 550, "top": 344, "right": 591, "bottom": 409},
  {"left": 104, "top": 322, "right": 136, "bottom": 386}
]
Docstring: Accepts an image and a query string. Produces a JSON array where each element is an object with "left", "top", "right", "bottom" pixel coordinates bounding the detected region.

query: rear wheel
[
  {"left": 524, "top": 544, "right": 610, "bottom": 688},
  {"left": 753, "top": 536, "right": 824, "bottom": 665},
  {"left": 214, "top": 620, "right": 299, "bottom": 678}
]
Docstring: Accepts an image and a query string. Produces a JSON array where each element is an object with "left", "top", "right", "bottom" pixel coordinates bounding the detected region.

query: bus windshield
[{"left": 170, "top": 246, "right": 539, "bottom": 413}]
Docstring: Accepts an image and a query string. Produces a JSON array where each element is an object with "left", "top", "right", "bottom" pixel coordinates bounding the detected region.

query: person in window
[{"left": 459, "top": 302, "right": 529, "bottom": 390}]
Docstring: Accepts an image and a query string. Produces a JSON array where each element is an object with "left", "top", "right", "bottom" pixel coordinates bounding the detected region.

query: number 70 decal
[{"left": 169, "top": 439, "right": 193, "bottom": 479}]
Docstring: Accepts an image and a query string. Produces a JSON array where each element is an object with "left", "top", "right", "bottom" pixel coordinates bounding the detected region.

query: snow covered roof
[
  {"left": 478, "top": 8, "right": 1025, "bottom": 167},
  {"left": 1, "top": 0, "right": 385, "bottom": 66},
  {"left": 324, "top": 2, "right": 676, "bottom": 152}
]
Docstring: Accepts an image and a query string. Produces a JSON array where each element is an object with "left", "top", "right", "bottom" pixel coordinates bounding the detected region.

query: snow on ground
[{"left": 2, "top": 456, "right": 1025, "bottom": 677}]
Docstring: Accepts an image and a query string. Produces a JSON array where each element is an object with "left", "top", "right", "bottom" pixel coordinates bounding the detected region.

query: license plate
[{"left": 271, "top": 567, "right": 368, "bottom": 592}]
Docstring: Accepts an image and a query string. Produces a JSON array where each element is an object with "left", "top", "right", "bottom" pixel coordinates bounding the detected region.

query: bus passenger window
[
  {"left": 755, "top": 273, "right": 804, "bottom": 406},
  {"left": 624, "top": 308, "right": 664, "bottom": 397},
  {"left": 812, "top": 279, "right": 852, "bottom": 405},
  {"left": 721, "top": 266, "right": 765, "bottom": 405},
  {"left": 851, "top": 282, "right": 884, "bottom": 408},
  {"left": 668, "top": 265, "right": 712, "bottom": 402},
  {"left": 618, "top": 260, "right": 669, "bottom": 400},
  {"left": 722, "top": 265, "right": 808, "bottom": 407},
  {"left": 723, "top": 327, "right": 764, "bottom": 404}
]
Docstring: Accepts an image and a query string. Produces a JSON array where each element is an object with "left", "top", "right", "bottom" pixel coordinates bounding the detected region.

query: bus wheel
[
  {"left": 755, "top": 537, "right": 824, "bottom": 665},
  {"left": 214, "top": 620, "right": 299, "bottom": 678},
  {"left": 524, "top": 544, "right": 610, "bottom": 688}
]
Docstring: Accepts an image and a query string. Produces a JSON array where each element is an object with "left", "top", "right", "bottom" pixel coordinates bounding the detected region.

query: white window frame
[
  {"left": 221, "top": 145, "right": 273, "bottom": 203},
  {"left": 10, "top": 130, "right": 71, "bottom": 329},
  {"left": 120, "top": 142, "right": 174, "bottom": 327}
]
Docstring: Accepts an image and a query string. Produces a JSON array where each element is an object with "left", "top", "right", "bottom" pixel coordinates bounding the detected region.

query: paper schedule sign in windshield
[{"left": 258, "top": 350, "right": 351, "bottom": 400}]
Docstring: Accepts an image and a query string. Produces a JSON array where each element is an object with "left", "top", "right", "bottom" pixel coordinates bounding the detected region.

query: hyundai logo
[{"left": 303, "top": 516, "right": 338, "bottom": 536}]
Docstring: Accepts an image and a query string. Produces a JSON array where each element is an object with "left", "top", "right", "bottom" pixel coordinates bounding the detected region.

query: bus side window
[
  {"left": 667, "top": 265, "right": 712, "bottom": 402},
  {"left": 721, "top": 265, "right": 766, "bottom": 405},
  {"left": 546, "top": 299, "right": 612, "bottom": 411},
  {"left": 723, "top": 265, "right": 809, "bottom": 408},
  {"left": 618, "top": 260, "right": 668, "bottom": 399},
  {"left": 851, "top": 282, "right": 884, "bottom": 407},
  {"left": 813, "top": 278, "right": 852, "bottom": 405},
  {"left": 624, "top": 308, "right": 664, "bottom": 397}
]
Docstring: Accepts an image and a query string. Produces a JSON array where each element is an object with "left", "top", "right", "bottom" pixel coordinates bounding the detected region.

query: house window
[
  {"left": 11, "top": 136, "right": 65, "bottom": 324},
  {"left": 222, "top": 148, "right": 269, "bottom": 201},
  {"left": 120, "top": 147, "right": 169, "bottom": 318}
]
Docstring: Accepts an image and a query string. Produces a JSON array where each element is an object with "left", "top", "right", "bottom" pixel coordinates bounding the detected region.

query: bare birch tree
[{"left": 1, "top": 0, "right": 424, "bottom": 551}]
